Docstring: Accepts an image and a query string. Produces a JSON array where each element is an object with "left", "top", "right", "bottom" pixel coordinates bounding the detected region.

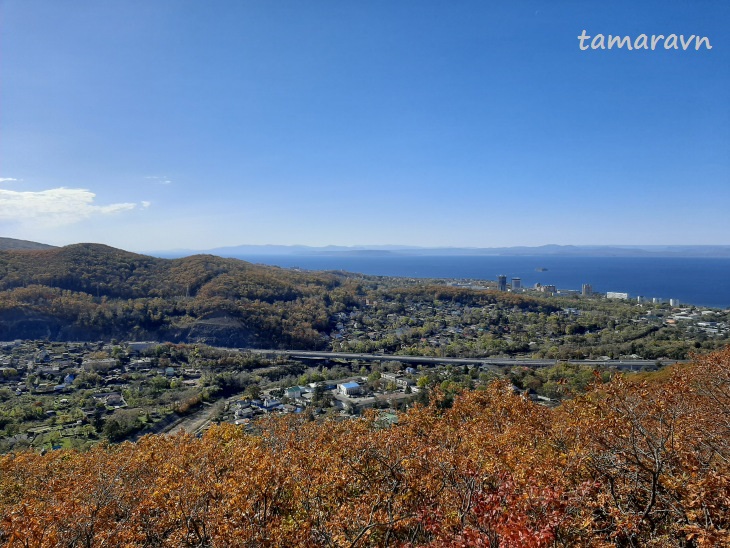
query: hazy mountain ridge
[
  {"left": 8, "top": 238, "right": 728, "bottom": 257},
  {"left": 153, "top": 244, "right": 730, "bottom": 259}
]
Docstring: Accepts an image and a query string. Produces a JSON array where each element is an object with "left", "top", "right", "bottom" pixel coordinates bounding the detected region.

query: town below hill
[
  {"left": 0, "top": 240, "right": 728, "bottom": 545},
  {"left": 0, "top": 337, "right": 652, "bottom": 452},
  {"left": 0, "top": 243, "right": 727, "bottom": 360}
]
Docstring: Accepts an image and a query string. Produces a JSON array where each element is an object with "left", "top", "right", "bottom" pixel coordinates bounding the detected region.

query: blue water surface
[{"left": 234, "top": 255, "right": 730, "bottom": 309}]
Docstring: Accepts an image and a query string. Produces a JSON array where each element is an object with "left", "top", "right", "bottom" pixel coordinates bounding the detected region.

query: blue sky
[{"left": 1, "top": 0, "right": 728, "bottom": 251}]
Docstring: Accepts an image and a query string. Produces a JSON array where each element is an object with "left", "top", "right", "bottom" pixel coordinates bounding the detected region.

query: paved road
[{"left": 243, "top": 349, "right": 680, "bottom": 370}]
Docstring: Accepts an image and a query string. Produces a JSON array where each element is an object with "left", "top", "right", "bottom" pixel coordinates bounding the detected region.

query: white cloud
[
  {"left": 0, "top": 178, "right": 20, "bottom": 183},
  {"left": 141, "top": 200, "right": 151, "bottom": 208},
  {"left": 0, "top": 187, "right": 144, "bottom": 226},
  {"left": 145, "top": 176, "right": 172, "bottom": 185}
]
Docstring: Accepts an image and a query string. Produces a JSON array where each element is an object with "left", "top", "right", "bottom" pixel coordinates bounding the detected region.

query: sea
[{"left": 233, "top": 255, "right": 730, "bottom": 310}]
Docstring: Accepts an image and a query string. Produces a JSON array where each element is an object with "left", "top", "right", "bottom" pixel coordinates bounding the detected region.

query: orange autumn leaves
[{"left": 2, "top": 348, "right": 730, "bottom": 547}]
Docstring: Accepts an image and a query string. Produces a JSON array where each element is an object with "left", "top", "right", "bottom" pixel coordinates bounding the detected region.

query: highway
[{"left": 244, "top": 349, "right": 679, "bottom": 370}]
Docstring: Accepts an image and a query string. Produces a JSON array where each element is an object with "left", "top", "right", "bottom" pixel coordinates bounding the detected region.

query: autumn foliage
[{"left": 2, "top": 348, "right": 729, "bottom": 547}]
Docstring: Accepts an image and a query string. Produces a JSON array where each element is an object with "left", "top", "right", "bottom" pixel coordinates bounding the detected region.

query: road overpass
[{"left": 244, "top": 349, "right": 678, "bottom": 370}]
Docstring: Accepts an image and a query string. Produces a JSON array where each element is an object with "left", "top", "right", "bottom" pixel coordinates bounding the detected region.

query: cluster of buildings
[
  {"left": 496, "top": 274, "right": 580, "bottom": 298},
  {"left": 226, "top": 370, "right": 420, "bottom": 425},
  {"left": 0, "top": 340, "right": 201, "bottom": 401},
  {"left": 663, "top": 309, "right": 729, "bottom": 337},
  {"left": 495, "top": 275, "right": 682, "bottom": 306},
  {"left": 606, "top": 292, "right": 682, "bottom": 307},
  {"left": 329, "top": 300, "right": 503, "bottom": 351},
  {"left": 628, "top": 307, "right": 729, "bottom": 338}
]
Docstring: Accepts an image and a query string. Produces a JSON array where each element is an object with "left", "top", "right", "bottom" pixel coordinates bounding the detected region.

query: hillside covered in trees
[
  {"left": 0, "top": 244, "right": 727, "bottom": 358},
  {"left": 0, "top": 238, "right": 57, "bottom": 251},
  {"left": 1, "top": 347, "right": 728, "bottom": 546},
  {"left": 0, "top": 243, "right": 351, "bottom": 348}
]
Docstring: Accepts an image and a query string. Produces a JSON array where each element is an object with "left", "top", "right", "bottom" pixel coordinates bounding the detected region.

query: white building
[{"left": 338, "top": 381, "right": 362, "bottom": 396}]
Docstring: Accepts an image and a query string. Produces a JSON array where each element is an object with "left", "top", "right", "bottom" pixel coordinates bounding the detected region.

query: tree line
[{"left": 2, "top": 346, "right": 728, "bottom": 546}]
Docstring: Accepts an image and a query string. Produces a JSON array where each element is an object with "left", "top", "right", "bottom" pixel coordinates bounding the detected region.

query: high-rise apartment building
[{"left": 497, "top": 275, "right": 507, "bottom": 291}]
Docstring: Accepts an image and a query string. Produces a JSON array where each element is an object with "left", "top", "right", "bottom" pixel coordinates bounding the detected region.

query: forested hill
[
  {"left": 0, "top": 243, "right": 558, "bottom": 350},
  {"left": 0, "top": 237, "right": 56, "bottom": 251},
  {"left": 0, "top": 243, "right": 338, "bottom": 299},
  {"left": 3, "top": 243, "right": 718, "bottom": 359},
  {"left": 0, "top": 243, "right": 355, "bottom": 347}
]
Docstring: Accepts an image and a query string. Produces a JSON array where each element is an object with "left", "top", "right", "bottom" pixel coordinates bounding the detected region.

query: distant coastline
[
  {"left": 5, "top": 238, "right": 728, "bottom": 259},
  {"left": 4, "top": 238, "right": 728, "bottom": 307},
  {"left": 202, "top": 254, "right": 730, "bottom": 310},
  {"left": 153, "top": 244, "right": 730, "bottom": 260}
]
